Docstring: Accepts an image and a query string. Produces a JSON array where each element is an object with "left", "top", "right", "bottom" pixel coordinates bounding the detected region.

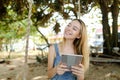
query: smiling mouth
[{"left": 65, "top": 31, "right": 72, "bottom": 35}]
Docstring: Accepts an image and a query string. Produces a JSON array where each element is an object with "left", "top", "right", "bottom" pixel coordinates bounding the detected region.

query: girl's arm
[
  {"left": 47, "top": 44, "right": 69, "bottom": 78},
  {"left": 47, "top": 45, "right": 57, "bottom": 78}
]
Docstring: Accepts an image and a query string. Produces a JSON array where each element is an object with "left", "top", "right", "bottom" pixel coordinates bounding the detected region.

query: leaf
[
  {"left": 53, "top": 22, "right": 61, "bottom": 34},
  {"left": 62, "top": 12, "right": 69, "bottom": 19}
]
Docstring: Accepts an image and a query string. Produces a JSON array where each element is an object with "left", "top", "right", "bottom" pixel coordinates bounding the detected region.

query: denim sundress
[{"left": 51, "top": 44, "right": 77, "bottom": 80}]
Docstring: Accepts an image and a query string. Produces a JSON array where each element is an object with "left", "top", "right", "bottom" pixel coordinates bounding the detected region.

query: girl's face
[{"left": 64, "top": 20, "right": 81, "bottom": 40}]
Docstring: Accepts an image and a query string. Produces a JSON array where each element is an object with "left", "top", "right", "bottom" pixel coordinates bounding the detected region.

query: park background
[{"left": 0, "top": 0, "right": 120, "bottom": 80}]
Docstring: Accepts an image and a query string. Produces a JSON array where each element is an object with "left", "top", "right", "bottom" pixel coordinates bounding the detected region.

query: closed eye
[
  {"left": 73, "top": 26, "right": 80, "bottom": 31},
  {"left": 73, "top": 27, "right": 77, "bottom": 31}
]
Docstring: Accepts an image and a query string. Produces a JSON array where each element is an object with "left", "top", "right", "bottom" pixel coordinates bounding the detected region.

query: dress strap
[
  {"left": 53, "top": 43, "right": 61, "bottom": 67},
  {"left": 54, "top": 43, "right": 60, "bottom": 57}
]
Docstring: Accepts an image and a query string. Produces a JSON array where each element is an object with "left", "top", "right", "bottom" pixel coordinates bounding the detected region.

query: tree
[
  {"left": 31, "top": 0, "right": 120, "bottom": 55},
  {"left": 0, "top": 0, "right": 119, "bottom": 56},
  {"left": 76, "top": 0, "right": 120, "bottom": 55},
  {"left": 0, "top": 0, "right": 35, "bottom": 51},
  {"left": 95, "top": 0, "right": 119, "bottom": 55}
]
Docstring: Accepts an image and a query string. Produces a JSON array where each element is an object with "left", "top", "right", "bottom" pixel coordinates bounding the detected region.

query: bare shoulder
[
  {"left": 49, "top": 44, "right": 55, "bottom": 52},
  {"left": 48, "top": 43, "right": 61, "bottom": 57}
]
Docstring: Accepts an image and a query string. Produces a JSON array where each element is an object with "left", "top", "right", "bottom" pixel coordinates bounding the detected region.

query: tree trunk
[
  {"left": 0, "top": 38, "right": 3, "bottom": 51},
  {"left": 111, "top": 0, "right": 119, "bottom": 47},
  {"left": 99, "top": 0, "right": 112, "bottom": 55},
  {"left": 0, "top": 44, "right": 2, "bottom": 51}
]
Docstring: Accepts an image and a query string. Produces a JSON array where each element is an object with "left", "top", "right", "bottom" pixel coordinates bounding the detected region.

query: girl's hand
[
  {"left": 56, "top": 63, "right": 69, "bottom": 75},
  {"left": 71, "top": 64, "right": 84, "bottom": 80}
]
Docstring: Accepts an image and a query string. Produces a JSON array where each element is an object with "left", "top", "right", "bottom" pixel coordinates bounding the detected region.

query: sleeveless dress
[{"left": 51, "top": 44, "right": 77, "bottom": 80}]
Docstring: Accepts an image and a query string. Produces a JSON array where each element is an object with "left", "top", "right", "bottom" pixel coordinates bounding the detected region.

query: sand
[{"left": 0, "top": 51, "right": 120, "bottom": 80}]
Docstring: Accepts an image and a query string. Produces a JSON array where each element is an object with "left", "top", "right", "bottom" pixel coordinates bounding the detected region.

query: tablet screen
[{"left": 61, "top": 54, "right": 83, "bottom": 68}]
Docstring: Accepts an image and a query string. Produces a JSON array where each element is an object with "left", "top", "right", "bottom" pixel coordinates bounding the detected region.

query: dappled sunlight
[
  {"left": 105, "top": 72, "right": 112, "bottom": 77},
  {"left": 0, "top": 78, "right": 8, "bottom": 80},
  {"left": 7, "top": 64, "right": 17, "bottom": 69},
  {"left": 0, "top": 51, "right": 120, "bottom": 80},
  {"left": 104, "top": 71, "right": 120, "bottom": 79},
  {"left": 32, "top": 75, "right": 48, "bottom": 80},
  {"left": 0, "top": 52, "right": 48, "bottom": 79},
  {"left": 0, "top": 50, "right": 48, "bottom": 59}
]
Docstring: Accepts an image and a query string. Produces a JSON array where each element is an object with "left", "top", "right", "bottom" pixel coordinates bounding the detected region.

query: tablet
[{"left": 61, "top": 54, "right": 83, "bottom": 68}]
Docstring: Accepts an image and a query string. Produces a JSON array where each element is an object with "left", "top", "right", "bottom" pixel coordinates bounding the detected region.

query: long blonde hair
[{"left": 73, "top": 19, "right": 90, "bottom": 72}]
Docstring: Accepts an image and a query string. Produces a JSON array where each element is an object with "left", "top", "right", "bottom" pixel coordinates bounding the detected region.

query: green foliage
[
  {"left": 0, "top": 0, "right": 119, "bottom": 54},
  {"left": 0, "top": 0, "right": 95, "bottom": 50},
  {"left": 53, "top": 22, "right": 61, "bottom": 34}
]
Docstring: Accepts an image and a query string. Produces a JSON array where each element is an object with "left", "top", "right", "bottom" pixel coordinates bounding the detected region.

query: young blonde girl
[{"left": 48, "top": 19, "right": 90, "bottom": 80}]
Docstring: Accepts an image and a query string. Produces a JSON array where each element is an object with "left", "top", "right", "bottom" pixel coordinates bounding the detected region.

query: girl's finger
[
  {"left": 71, "top": 66, "right": 80, "bottom": 70},
  {"left": 71, "top": 67, "right": 84, "bottom": 76},
  {"left": 59, "top": 64, "right": 67, "bottom": 68},
  {"left": 78, "top": 63, "right": 84, "bottom": 68},
  {"left": 71, "top": 67, "right": 83, "bottom": 73}
]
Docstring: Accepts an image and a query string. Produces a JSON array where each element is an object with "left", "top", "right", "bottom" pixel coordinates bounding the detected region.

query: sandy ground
[
  {"left": 0, "top": 57, "right": 47, "bottom": 80},
  {"left": 85, "top": 63, "right": 120, "bottom": 80},
  {"left": 0, "top": 52, "right": 120, "bottom": 80}
]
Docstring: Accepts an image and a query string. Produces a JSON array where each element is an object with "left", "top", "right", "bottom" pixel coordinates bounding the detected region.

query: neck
[
  {"left": 60, "top": 39, "right": 75, "bottom": 54},
  {"left": 64, "top": 39, "right": 74, "bottom": 45}
]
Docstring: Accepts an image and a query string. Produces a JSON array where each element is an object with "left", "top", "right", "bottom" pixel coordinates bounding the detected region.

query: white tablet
[{"left": 61, "top": 54, "right": 83, "bottom": 68}]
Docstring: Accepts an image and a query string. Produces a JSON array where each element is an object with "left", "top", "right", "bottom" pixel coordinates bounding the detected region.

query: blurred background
[{"left": 0, "top": 0, "right": 120, "bottom": 80}]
